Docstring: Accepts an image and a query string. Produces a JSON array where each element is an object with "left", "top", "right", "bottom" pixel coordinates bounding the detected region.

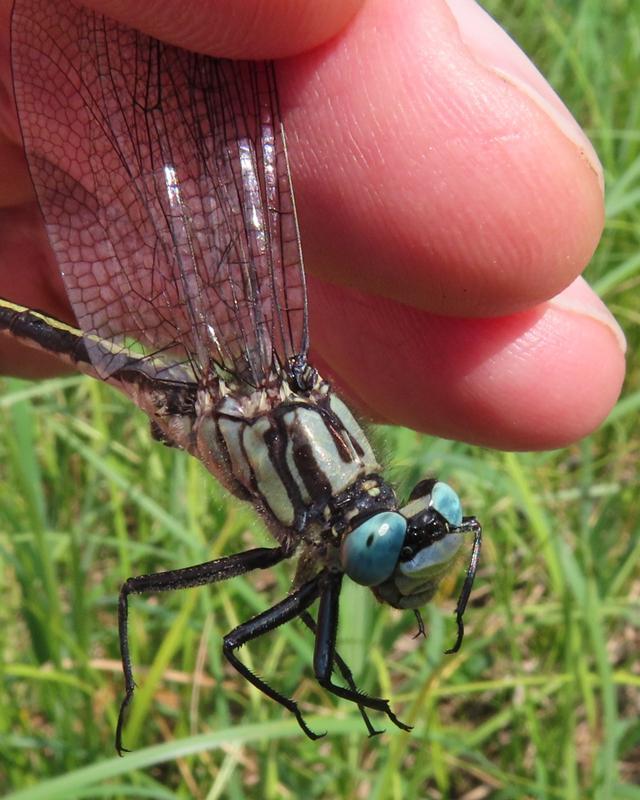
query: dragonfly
[{"left": 4, "top": 0, "right": 482, "bottom": 751}]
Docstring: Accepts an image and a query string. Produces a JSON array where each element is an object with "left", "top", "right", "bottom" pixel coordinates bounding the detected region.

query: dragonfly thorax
[{"left": 192, "top": 377, "right": 387, "bottom": 539}]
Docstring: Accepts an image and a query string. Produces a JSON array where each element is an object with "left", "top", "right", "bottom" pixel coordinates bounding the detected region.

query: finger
[
  {"left": 309, "top": 276, "right": 626, "bottom": 450},
  {"left": 0, "top": 205, "right": 75, "bottom": 377},
  {"left": 278, "top": 0, "right": 605, "bottom": 317},
  {"left": 3, "top": 0, "right": 604, "bottom": 311},
  {"left": 0, "top": 206, "right": 69, "bottom": 314},
  {"left": 0, "top": 1, "right": 30, "bottom": 201},
  {"left": 81, "top": 0, "right": 366, "bottom": 59},
  {"left": 0, "top": 0, "right": 364, "bottom": 198},
  {"left": 0, "top": 143, "right": 31, "bottom": 205}
]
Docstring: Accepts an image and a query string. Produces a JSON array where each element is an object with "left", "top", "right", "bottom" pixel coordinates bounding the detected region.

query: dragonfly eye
[
  {"left": 340, "top": 512, "right": 407, "bottom": 587},
  {"left": 430, "top": 482, "right": 463, "bottom": 527},
  {"left": 405, "top": 480, "right": 463, "bottom": 528}
]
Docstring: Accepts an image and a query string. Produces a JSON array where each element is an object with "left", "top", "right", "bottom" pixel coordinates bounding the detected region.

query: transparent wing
[{"left": 11, "top": 0, "right": 308, "bottom": 386}]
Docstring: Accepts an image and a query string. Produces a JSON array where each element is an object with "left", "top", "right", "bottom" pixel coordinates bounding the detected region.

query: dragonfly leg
[
  {"left": 314, "top": 572, "right": 412, "bottom": 733},
  {"left": 223, "top": 572, "right": 326, "bottom": 740},
  {"left": 116, "top": 545, "right": 291, "bottom": 755},
  {"left": 445, "top": 519, "right": 482, "bottom": 655},
  {"left": 300, "top": 611, "right": 383, "bottom": 737},
  {"left": 412, "top": 609, "right": 426, "bottom": 639}
]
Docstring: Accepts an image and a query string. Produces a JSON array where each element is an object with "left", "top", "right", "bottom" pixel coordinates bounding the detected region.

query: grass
[{"left": 1, "top": 1, "right": 639, "bottom": 798}]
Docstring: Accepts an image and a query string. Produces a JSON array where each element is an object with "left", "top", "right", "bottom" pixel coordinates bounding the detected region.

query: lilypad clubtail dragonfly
[{"left": 4, "top": 0, "right": 482, "bottom": 750}]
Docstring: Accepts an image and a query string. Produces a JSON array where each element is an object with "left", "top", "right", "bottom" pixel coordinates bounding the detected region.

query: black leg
[
  {"left": 445, "top": 518, "right": 482, "bottom": 655},
  {"left": 300, "top": 611, "right": 382, "bottom": 737},
  {"left": 223, "top": 572, "right": 326, "bottom": 740},
  {"left": 313, "top": 572, "right": 412, "bottom": 733},
  {"left": 412, "top": 609, "right": 426, "bottom": 639},
  {"left": 116, "top": 545, "right": 291, "bottom": 754}
]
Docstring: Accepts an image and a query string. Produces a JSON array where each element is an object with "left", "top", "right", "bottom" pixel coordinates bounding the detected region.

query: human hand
[{"left": 0, "top": 0, "right": 625, "bottom": 449}]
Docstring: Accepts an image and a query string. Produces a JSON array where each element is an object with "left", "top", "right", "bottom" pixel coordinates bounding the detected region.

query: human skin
[{"left": 0, "top": 0, "right": 626, "bottom": 449}]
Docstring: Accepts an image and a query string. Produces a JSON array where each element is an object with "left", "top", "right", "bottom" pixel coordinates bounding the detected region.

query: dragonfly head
[{"left": 340, "top": 479, "right": 477, "bottom": 609}]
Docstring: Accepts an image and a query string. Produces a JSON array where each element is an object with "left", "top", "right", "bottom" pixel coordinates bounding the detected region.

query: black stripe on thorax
[
  {"left": 271, "top": 401, "right": 339, "bottom": 525},
  {"left": 263, "top": 417, "right": 312, "bottom": 530},
  {"left": 316, "top": 393, "right": 366, "bottom": 461}
]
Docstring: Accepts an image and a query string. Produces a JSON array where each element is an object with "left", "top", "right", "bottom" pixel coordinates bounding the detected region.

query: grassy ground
[{"left": 1, "top": 1, "right": 639, "bottom": 798}]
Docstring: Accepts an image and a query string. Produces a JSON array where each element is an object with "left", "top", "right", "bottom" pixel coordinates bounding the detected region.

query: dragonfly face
[
  {"left": 6, "top": 0, "right": 482, "bottom": 749},
  {"left": 371, "top": 480, "right": 481, "bottom": 611},
  {"left": 339, "top": 477, "right": 480, "bottom": 612}
]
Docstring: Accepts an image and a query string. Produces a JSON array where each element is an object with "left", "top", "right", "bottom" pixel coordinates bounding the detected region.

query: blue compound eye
[
  {"left": 340, "top": 512, "right": 407, "bottom": 587},
  {"left": 431, "top": 482, "right": 463, "bottom": 527}
]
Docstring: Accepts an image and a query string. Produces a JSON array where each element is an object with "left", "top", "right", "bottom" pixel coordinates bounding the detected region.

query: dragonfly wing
[{"left": 11, "top": 0, "right": 308, "bottom": 386}]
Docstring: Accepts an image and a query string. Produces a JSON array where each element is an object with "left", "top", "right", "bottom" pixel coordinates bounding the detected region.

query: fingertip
[
  {"left": 457, "top": 304, "right": 626, "bottom": 450},
  {"left": 279, "top": 0, "right": 605, "bottom": 318},
  {"left": 309, "top": 277, "right": 625, "bottom": 450},
  {"left": 444, "top": 0, "right": 603, "bottom": 188}
]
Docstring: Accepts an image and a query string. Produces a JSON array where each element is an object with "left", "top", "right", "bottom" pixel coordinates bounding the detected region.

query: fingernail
[
  {"left": 444, "top": 0, "right": 604, "bottom": 193},
  {"left": 548, "top": 277, "right": 627, "bottom": 354}
]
